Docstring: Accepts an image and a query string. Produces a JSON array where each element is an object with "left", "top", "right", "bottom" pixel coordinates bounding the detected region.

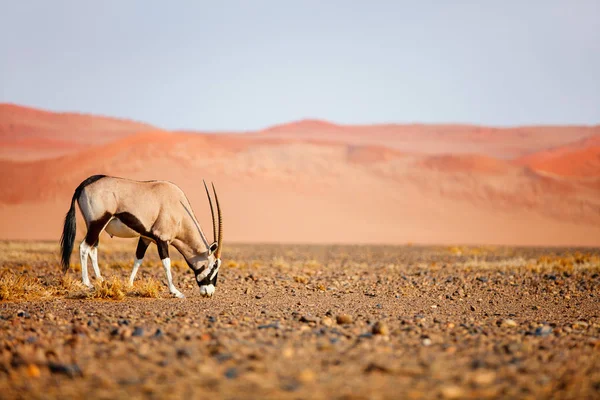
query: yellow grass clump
[
  {"left": 88, "top": 276, "right": 126, "bottom": 300},
  {"left": 0, "top": 271, "right": 51, "bottom": 301},
  {"left": 58, "top": 274, "right": 89, "bottom": 297},
  {"left": 130, "top": 278, "right": 162, "bottom": 298}
]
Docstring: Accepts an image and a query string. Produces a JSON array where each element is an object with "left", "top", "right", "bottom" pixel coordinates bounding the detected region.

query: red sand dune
[
  {"left": 252, "top": 121, "right": 600, "bottom": 159},
  {"left": 419, "top": 154, "right": 515, "bottom": 175},
  {"left": 0, "top": 106, "right": 599, "bottom": 246},
  {"left": 0, "top": 103, "right": 160, "bottom": 159},
  {"left": 516, "top": 135, "right": 600, "bottom": 178}
]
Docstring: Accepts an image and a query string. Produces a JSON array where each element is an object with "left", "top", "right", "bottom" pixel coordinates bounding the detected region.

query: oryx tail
[{"left": 60, "top": 174, "right": 106, "bottom": 272}]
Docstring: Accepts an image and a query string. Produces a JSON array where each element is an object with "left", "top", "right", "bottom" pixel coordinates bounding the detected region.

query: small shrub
[
  {"left": 88, "top": 277, "right": 126, "bottom": 300},
  {"left": 0, "top": 271, "right": 50, "bottom": 301},
  {"left": 130, "top": 278, "right": 161, "bottom": 298}
]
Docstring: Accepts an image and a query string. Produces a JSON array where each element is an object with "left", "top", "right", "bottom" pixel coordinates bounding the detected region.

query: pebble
[
  {"left": 321, "top": 317, "right": 333, "bottom": 327},
  {"left": 298, "top": 369, "right": 316, "bottom": 383},
  {"left": 258, "top": 321, "right": 280, "bottom": 330},
  {"left": 336, "top": 314, "right": 353, "bottom": 325},
  {"left": 48, "top": 362, "right": 82, "bottom": 378},
  {"left": 224, "top": 367, "right": 239, "bottom": 379},
  {"left": 440, "top": 385, "right": 464, "bottom": 399},
  {"left": 27, "top": 364, "right": 41, "bottom": 378},
  {"left": 372, "top": 321, "right": 389, "bottom": 336},
  {"left": 572, "top": 321, "right": 589, "bottom": 330},
  {"left": 534, "top": 325, "right": 553, "bottom": 337},
  {"left": 501, "top": 319, "right": 518, "bottom": 328},
  {"left": 132, "top": 327, "right": 144, "bottom": 337},
  {"left": 153, "top": 328, "right": 164, "bottom": 338},
  {"left": 17, "top": 310, "right": 31, "bottom": 318},
  {"left": 472, "top": 370, "right": 496, "bottom": 386},
  {"left": 422, "top": 338, "right": 432, "bottom": 346},
  {"left": 299, "top": 315, "right": 319, "bottom": 323}
]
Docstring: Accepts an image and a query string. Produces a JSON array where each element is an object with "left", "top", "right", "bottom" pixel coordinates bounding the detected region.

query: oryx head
[{"left": 195, "top": 181, "right": 223, "bottom": 298}]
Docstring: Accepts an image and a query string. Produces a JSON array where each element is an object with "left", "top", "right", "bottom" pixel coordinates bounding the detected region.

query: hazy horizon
[{"left": 1, "top": 1, "right": 599, "bottom": 130}]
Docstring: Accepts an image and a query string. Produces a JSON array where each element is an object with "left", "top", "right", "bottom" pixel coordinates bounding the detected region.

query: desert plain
[{"left": 1, "top": 241, "right": 600, "bottom": 399}]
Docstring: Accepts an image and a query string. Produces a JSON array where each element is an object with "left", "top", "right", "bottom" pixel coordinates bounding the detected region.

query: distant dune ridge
[{"left": 0, "top": 103, "right": 599, "bottom": 246}]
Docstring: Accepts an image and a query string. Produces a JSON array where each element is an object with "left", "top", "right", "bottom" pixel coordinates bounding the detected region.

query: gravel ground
[{"left": 0, "top": 241, "right": 599, "bottom": 399}]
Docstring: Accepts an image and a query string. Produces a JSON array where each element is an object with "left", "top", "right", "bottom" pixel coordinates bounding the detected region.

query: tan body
[
  {"left": 79, "top": 178, "right": 210, "bottom": 260},
  {"left": 60, "top": 175, "right": 223, "bottom": 298}
]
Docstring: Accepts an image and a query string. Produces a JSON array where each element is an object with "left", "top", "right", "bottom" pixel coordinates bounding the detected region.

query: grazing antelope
[{"left": 60, "top": 175, "right": 223, "bottom": 298}]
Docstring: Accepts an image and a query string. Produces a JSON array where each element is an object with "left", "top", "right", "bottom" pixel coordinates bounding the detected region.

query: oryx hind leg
[
  {"left": 156, "top": 239, "right": 185, "bottom": 299},
  {"left": 80, "top": 213, "right": 112, "bottom": 287},
  {"left": 129, "top": 237, "right": 151, "bottom": 286},
  {"left": 89, "top": 244, "right": 104, "bottom": 282}
]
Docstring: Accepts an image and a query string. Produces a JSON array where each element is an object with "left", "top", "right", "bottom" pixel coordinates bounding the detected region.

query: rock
[
  {"left": 258, "top": 321, "right": 280, "bottom": 330},
  {"left": 299, "top": 315, "right": 319, "bottom": 323},
  {"left": 476, "top": 276, "right": 489, "bottom": 283},
  {"left": 534, "top": 325, "right": 553, "bottom": 337},
  {"left": 336, "top": 314, "right": 353, "bottom": 325},
  {"left": 27, "top": 364, "right": 41, "bottom": 378},
  {"left": 440, "top": 385, "right": 464, "bottom": 399},
  {"left": 501, "top": 319, "right": 518, "bottom": 328},
  {"left": 224, "top": 367, "right": 239, "bottom": 379},
  {"left": 176, "top": 348, "right": 191, "bottom": 358},
  {"left": 48, "top": 362, "right": 82, "bottom": 378},
  {"left": 255, "top": 295, "right": 263, "bottom": 299},
  {"left": 132, "top": 327, "right": 144, "bottom": 337},
  {"left": 422, "top": 338, "right": 432, "bottom": 346},
  {"left": 470, "top": 305, "right": 476, "bottom": 312},
  {"left": 298, "top": 368, "right": 316, "bottom": 383},
  {"left": 572, "top": 321, "right": 589, "bottom": 330},
  {"left": 472, "top": 370, "right": 496, "bottom": 386},
  {"left": 153, "top": 328, "right": 164, "bottom": 338},
  {"left": 321, "top": 317, "right": 333, "bottom": 327},
  {"left": 364, "top": 362, "right": 391, "bottom": 374},
  {"left": 17, "top": 310, "right": 31, "bottom": 318},
  {"left": 372, "top": 321, "right": 389, "bottom": 336}
]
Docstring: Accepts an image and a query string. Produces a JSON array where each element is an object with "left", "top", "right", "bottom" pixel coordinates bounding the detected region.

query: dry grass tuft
[
  {"left": 88, "top": 277, "right": 126, "bottom": 300},
  {"left": 130, "top": 278, "right": 162, "bottom": 298},
  {"left": 57, "top": 274, "right": 89, "bottom": 298},
  {"left": 0, "top": 271, "right": 51, "bottom": 301}
]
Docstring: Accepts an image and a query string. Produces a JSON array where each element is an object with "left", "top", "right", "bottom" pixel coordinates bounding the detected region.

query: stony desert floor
[{"left": 0, "top": 240, "right": 599, "bottom": 399}]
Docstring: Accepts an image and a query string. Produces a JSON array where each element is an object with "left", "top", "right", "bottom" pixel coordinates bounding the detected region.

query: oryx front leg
[
  {"left": 79, "top": 241, "right": 92, "bottom": 287},
  {"left": 157, "top": 240, "right": 184, "bottom": 298},
  {"left": 129, "top": 237, "right": 150, "bottom": 286}
]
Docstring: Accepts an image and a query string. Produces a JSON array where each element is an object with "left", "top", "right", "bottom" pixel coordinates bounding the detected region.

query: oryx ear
[{"left": 209, "top": 242, "right": 218, "bottom": 254}]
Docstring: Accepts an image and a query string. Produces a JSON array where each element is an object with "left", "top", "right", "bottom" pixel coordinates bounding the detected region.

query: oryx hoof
[
  {"left": 171, "top": 291, "right": 185, "bottom": 299},
  {"left": 199, "top": 284, "right": 215, "bottom": 298}
]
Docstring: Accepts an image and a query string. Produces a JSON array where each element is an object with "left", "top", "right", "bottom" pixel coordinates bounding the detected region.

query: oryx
[{"left": 59, "top": 175, "right": 223, "bottom": 298}]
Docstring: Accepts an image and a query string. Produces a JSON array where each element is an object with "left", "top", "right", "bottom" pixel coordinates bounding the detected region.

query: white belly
[{"left": 105, "top": 218, "right": 140, "bottom": 238}]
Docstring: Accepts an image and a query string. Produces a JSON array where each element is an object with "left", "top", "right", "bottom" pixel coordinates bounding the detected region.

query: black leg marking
[
  {"left": 135, "top": 237, "right": 151, "bottom": 260},
  {"left": 85, "top": 213, "right": 112, "bottom": 246},
  {"left": 114, "top": 212, "right": 149, "bottom": 236},
  {"left": 156, "top": 240, "right": 169, "bottom": 260}
]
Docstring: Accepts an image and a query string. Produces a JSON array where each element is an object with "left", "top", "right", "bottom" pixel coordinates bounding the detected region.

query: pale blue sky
[{"left": 1, "top": 1, "right": 599, "bottom": 130}]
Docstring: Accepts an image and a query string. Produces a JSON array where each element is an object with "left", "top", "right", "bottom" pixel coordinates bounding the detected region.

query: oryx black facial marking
[{"left": 60, "top": 175, "right": 224, "bottom": 298}]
